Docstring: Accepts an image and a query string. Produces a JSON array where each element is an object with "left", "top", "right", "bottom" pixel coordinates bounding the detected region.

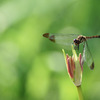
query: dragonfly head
[{"left": 73, "top": 39, "right": 80, "bottom": 46}]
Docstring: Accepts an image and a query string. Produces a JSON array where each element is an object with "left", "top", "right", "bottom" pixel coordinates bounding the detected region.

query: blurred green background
[{"left": 0, "top": 0, "right": 100, "bottom": 100}]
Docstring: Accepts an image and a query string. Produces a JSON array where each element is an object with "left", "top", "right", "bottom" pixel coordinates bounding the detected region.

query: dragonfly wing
[
  {"left": 43, "top": 33, "right": 79, "bottom": 50},
  {"left": 82, "top": 41, "right": 94, "bottom": 69}
]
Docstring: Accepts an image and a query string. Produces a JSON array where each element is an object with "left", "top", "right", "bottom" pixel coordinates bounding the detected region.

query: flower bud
[{"left": 62, "top": 45, "right": 83, "bottom": 86}]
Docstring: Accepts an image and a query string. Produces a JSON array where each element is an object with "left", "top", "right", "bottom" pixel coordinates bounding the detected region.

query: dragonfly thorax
[{"left": 73, "top": 35, "right": 86, "bottom": 45}]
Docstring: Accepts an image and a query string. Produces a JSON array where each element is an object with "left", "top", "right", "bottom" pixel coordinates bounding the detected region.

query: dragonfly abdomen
[{"left": 86, "top": 35, "right": 100, "bottom": 39}]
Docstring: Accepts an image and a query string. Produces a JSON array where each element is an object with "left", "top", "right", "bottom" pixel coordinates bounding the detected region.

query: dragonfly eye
[
  {"left": 74, "top": 39, "right": 77, "bottom": 43},
  {"left": 73, "top": 39, "right": 80, "bottom": 45}
]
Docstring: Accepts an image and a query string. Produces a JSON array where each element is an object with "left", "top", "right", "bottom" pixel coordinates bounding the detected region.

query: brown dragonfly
[{"left": 43, "top": 33, "right": 100, "bottom": 70}]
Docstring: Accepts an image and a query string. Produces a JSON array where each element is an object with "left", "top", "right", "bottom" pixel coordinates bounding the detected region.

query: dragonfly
[{"left": 43, "top": 33, "right": 100, "bottom": 70}]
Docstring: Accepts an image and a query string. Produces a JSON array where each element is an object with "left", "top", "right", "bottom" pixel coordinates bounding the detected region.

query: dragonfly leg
[{"left": 74, "top": 45, "right": 79, "bottom": 50}]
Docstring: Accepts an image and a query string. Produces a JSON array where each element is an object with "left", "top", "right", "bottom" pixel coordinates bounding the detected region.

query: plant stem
[{"left": 76, "top": 85, "right": 83, "bottom": 100}]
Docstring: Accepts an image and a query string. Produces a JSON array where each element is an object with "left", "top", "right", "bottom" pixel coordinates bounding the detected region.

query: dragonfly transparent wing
[
  {"left": 43, "top": 33, "right": 79, "bottom": 50},
  {"left": 82, "top": 41, "right": 94, "bottom": 69}
]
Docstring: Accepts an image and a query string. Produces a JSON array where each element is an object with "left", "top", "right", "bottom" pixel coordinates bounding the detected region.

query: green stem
[{"left": 76, "top": 85, "right": 83, "bottom": 100}]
